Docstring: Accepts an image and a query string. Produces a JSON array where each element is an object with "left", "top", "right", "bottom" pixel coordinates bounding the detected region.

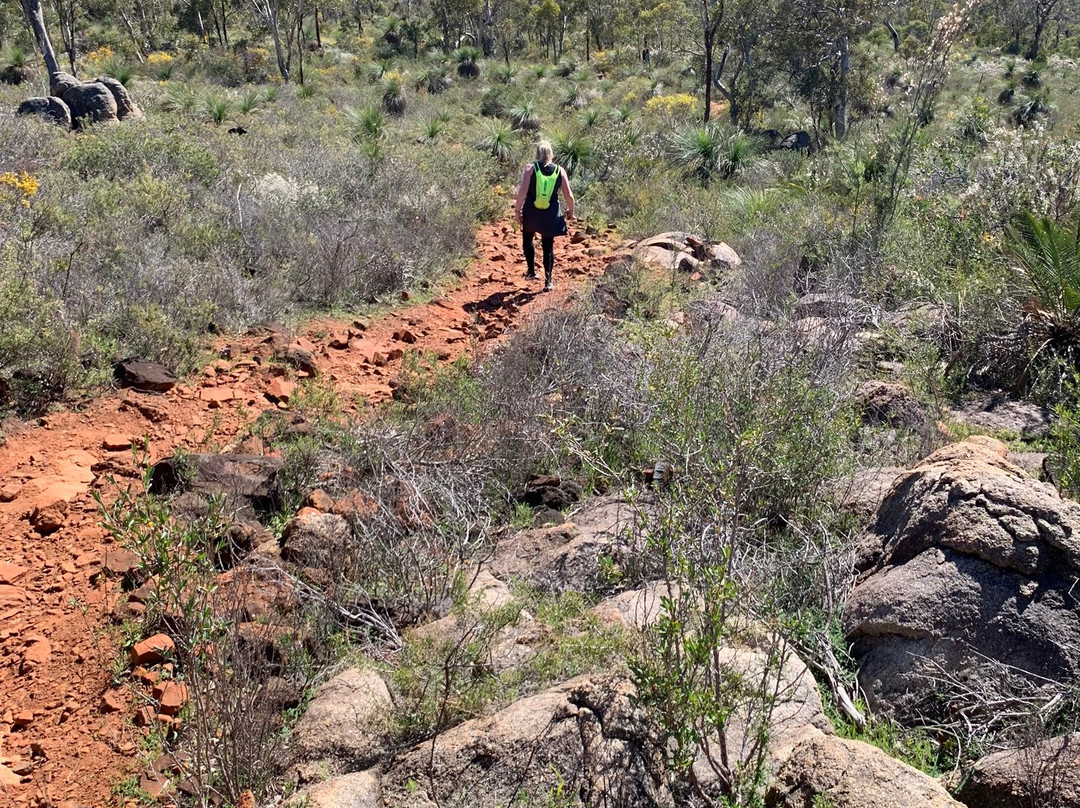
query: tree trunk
[
  {"left": 296, "top": 12, "right": 304, "bottom": 83},
  {"left": 134, "top": 0, "right": 157, "bottom": 51},
  {"left": 481, "top": 0, "right": 494, "bottom": 56},
  {"left": 120, "top": 8, "right": 146, "bottom": 59},
  {"left": 1027, "top": 20, "right": 1045, "bottom": 60},
  {"left": 314, "top": 5, "right": 321, "bottom": 48},
  {"left": 884, "top": 18, "right": 899, "bottom": 51},
  {"left": 52, "top": 0, "right": 75, "bottom": 73},
  {"left": 835, "top": 32, "right": 849, "bottom": 139},
  {"left": 19, "top": 0, "right": 60, "bottom": 76},
  {"left": 703, "top": 27, "right": 714, "bottom": 122},
  {"left": 266, "top": 8, "right": 289, "bottom": 80}
]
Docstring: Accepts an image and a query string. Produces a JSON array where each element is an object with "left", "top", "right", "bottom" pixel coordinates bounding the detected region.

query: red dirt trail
[{"left": 0, "top": 218, "right": 621, "bottom": 808}]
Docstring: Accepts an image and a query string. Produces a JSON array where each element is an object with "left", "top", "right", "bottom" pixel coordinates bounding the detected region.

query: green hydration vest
[{"left": 533, "top": 162, "right": 559, "bottom": 210}]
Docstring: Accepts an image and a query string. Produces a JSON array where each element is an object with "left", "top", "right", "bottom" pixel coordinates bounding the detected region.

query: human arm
[
  {"left": 513, "top": 164, "right": 532, "bottom": 225},
  {"left": 560, "top": 167, "right": 576, "bottom": 221}
]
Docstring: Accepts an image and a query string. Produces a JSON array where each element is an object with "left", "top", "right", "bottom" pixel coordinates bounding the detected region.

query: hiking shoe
[
  {"left": 524, "top": 270, "right": 538, "bottom": 280},
  {"left": 543, "top": 280, "right": 554, "bottom": 292}
]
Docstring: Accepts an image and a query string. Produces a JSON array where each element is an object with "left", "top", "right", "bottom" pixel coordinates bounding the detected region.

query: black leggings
[{"left": 523, "top": 231, "right": 555, "bottom": 279}]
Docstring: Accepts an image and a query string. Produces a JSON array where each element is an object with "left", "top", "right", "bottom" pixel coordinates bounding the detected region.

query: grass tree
[
  {"left": 551, "top": 130, "right": 591, "bottom": 177},
  {"left": 1007, "top": 212, "right": 1080, "bottom": 367},
  {"left": 477, "top": 121, "right": 517, "bottom": 163},
  {"left": 382, "top": 73, "right": 408, "bottom": 116},
  {"left": 508, "top": 98, "right": 540, "bottom": 131},
  {"left": 454, "top": 45, "right": 481, "bottom": 79}
]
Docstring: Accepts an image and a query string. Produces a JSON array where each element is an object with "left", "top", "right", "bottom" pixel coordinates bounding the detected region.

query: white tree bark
[{"left": 19, "top": 0, "right": 61, "bottom": 77}]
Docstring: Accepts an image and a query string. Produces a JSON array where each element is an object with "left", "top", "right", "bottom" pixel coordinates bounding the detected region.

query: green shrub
[
  {"left": 62, "top": 126, "right": 219, "bottom": 184},
  {"left": 0, "top": 252, "right": 81, "bottom": 413},
  {"left": 343, "top": 104, "right": 385, "bottom": 142},
  {"left": 454, "top": 45, "right": 481, "bottom": 79},
  {"left": 477, "top": 121, "right": 517, "bottom": 163},
  {"left": 382, "top": 73, "right": 407, "bottom": 116}
]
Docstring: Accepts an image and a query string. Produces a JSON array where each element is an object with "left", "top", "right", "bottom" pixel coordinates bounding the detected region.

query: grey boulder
[
  {"left": 93, "top": 75, "right": 144, "bottom": 120},
  {"left": 957, "top": 732, "right": 1080, "bottom": 808},
  {"left": 844, "top": 437, "right": 1080, "bottom": 719},
  {"left": 15, "top": 97, "right": 72, "bottom": 128},
  {"left": 63, "top": 81, "right": 118, "bottom": 127}
]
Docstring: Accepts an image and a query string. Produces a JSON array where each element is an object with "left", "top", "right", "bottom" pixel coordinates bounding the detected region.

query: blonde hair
[{"left": 535, "top": 140, "right": 554, "bottom": 165}]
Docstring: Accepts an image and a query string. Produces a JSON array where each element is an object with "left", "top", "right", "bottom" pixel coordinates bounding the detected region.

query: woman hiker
[{"left": 514, "top": 140, "right": 576, "bottom": 292}]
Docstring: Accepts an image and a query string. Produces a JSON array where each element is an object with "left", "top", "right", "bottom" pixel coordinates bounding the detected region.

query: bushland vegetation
[{"left": 10, "top": 0, "right": 1080, "bottom": 802}]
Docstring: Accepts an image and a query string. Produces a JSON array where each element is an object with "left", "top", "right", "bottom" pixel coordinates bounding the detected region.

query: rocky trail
[{"left": 0, "top": 217, "right": 620, "bottom": 808}]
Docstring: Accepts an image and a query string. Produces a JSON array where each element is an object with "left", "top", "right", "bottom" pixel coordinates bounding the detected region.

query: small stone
[
  {"left": 393, "top": 329, "right": 418, "bottom": 344},
  {"left": 130, "top": 633, "right": 175, "bottom": 666},
  {"left": 139, "top": 769, "right": 170, "bottom": 800},
  {"left": 153, "top": 681, "right": 188, "bottom": 716},
  {"left": 283, "top": 347, "right": 318, "bottom": 376},
  {"left": 0, "top": 585, "right": 28, "bottom": 606},
  {"left": 331, "top": 491, "right": 378, "bottom": 520},
  {"left": 100, "top": 690, "right": 125, "bottom": 713},
  {"left": 30, "top": 501, "right": 67, "bottom": 535},
  {"left": 132, "top": 666, "right": 159, "bottom": 686},
  {"left": 20, "top": 639, "right": 51, "bottom": 671},
  {"left": 114, "top": 359, "right": 177, "bottom": 393},
  {"left": 101, "top": 434, "right": 133, "bottom": 452},
  {"left": 0, "top": 763, "right": 21, "bottom": 787},
  {"left": 199, "top": 387, "right": 235, "bottom": 408},
  {"left": 264, "top": 378, "right": 296, "bottom": 404},
  {"left": 134, "top": 706, "right": 156, "bottom": 726},
  {"left": 327, "top": 332, "right": 349, "bottom": 350},
  {"left": 305, "top": 489, "right": 334, "bottom": 512},
  {"left": 102, "top": 547, "right": 140, "bottom": 576},
  {"left": 13, "top": 710, "right": 33, "bottom": 727},
  {"left": 0, "top": 483, "right": 21, "bottom": 502},
  {"left": 9, "top": 760, "right": 32, "bottom": 776},
  {"left": 0, "top": 562, "right": 27, "bottom": 583},
  {"left": 351, "top": 319, "right": 369, "bottom": 332}
]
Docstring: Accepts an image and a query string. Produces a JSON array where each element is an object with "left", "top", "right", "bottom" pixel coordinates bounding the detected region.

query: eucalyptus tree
[
  {"left": 250, "top": 0, "right": 306, "bottom": 80},
  {"left": 18, "top": 0, "right": 60, "bottom": 75}
]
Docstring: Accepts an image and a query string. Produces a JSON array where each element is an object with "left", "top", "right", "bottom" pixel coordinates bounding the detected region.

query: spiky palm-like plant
[
  {"left": 420, "top": 117, "right": 446, "bottom": 143},
  {"left": 382, "top": 74, "right": 407, "bottom": 116},
  {"left": 1, "top": 47, "right": 33, "bottom": 85},
  {"left": 161, "top": 82, "right": 198, "bottom": 113},
  {"left": 203, "top": 92, "right": 232, "bottom": 124},
  {"left": 492, "top": 64, "right": 517, "bottom": 85},
  {"left": 344, "top": 104, "right": 386, "bottom": 142},
  {"left": 1008, "top": 212, "right": 1080, "bottom": 338},
  {"left": 671, "top": 124, "right": 725, "bottom": 184},
  {"left": 718, "top": 130, "right": 759, "bottom": 179},
  {"left": 579, "top": 108, "right": 601, "bottom": 128},
  {"left": 238, "top": 88, "right": 261, "bottom": 114},
  {"left": 999, "top": 212, "right": 1080, "bottom": 391},
  {"left": 507, "top": 98, "right": 540, "bottom": 131},
  {"left": 477, "top": 122, "right": 516, "bottom": 163},
  {"left": 671, "top": 124, "right": 758, "bottom": 183},
  {"left": 415, "top": 66, "right": 450, "bottom": 94},
  {"left": 551, "top": 130, "right": 592, "bottom": 177},
  {"left": 101, "top": 55, "right": 133, "bottom": 85},
  {"left": 454, "top": 46, "right": 481, "bottom": 79}
]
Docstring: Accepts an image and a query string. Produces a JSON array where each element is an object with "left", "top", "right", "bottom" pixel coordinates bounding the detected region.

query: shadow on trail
[{"left": 463, "top": 289, "right": 541, "bottom": 313}]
